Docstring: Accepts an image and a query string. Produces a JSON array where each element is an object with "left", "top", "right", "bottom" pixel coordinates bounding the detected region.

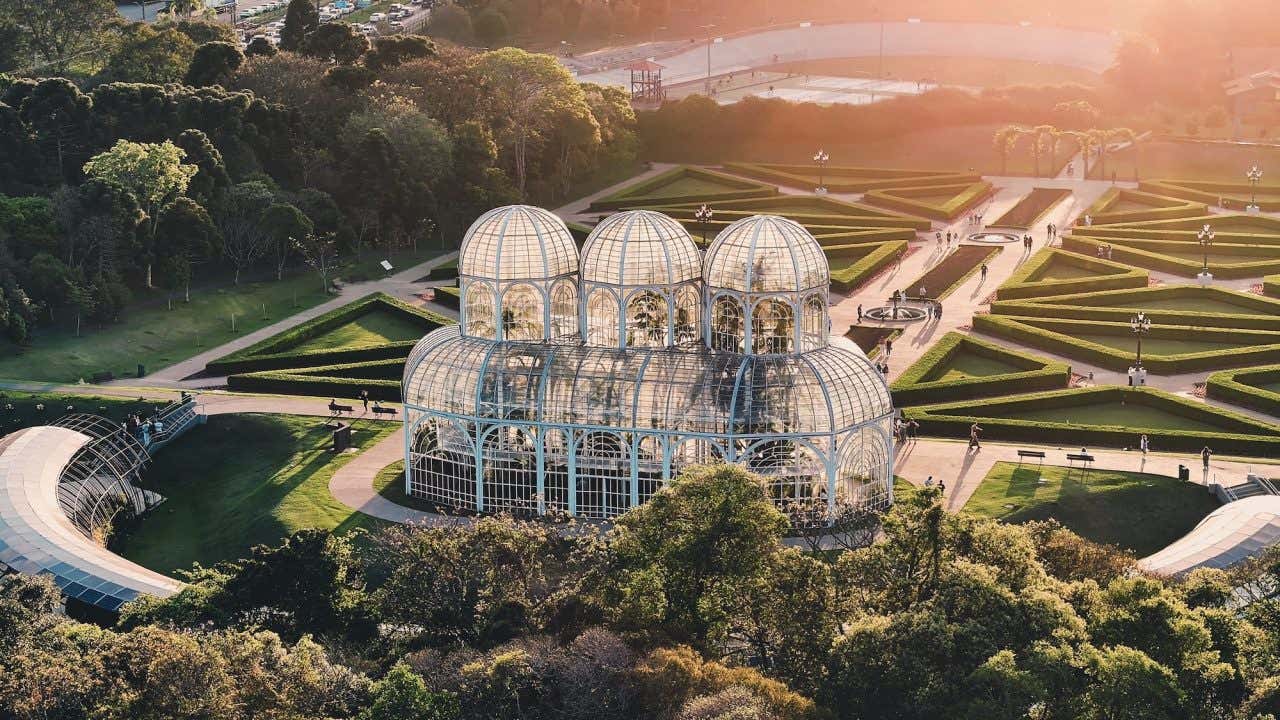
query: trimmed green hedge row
[
  {"left": 722, "top": 162, "right": 981, "bottom": 193},
  {"left": 990, "top": 285, "right": 1280, "bottom": 331},
  {"left": 658, "top": 206, "right": 928, "bottom": 231},
  {"left": 589, "top": 165, "right": 777, "bottom": 210},
  {"left": 828, "top": 241, "right": 908, "bottom": 292},
  {"left": 1206, "top": 365, "right": 1280, "bottom": 418},
  {"left": 1081, "top": 187, "right": 1207, "bottom": 225},
  {"left": 1084, "top": 210, "right": 1280, "bottom": 234},
  {"left": 208, "top": 292, "right": 452, "bottom": 375},
  {"left": 1140, "top": 179, "right": 1280, "bottom": 212},
  {"left": 861, "top": 181, "right": 994, "bottom": 221},
  {"left": 902, "top": 386, "right": 1280, "bottom": 456},
  {"left": 227, "top": 358, "right": 404, "bottom": 401},
  {"left": 905, "top": 245, "right": 998, "bottom": 300},
  {"left": 1265, "top": 275, "right": 1280, "bottom": 298},
  {"left": 434, "top": 286, "right": 461, "bottom": 311},
  {"left": 996, "top": 248, "right": 1148, "bottom": 300},
  {"left": 890, "top": 332, "right": 1071, "bottom": 405},
  {"left": 973, "top": 314, "right": 1280, "bottom": 373},
  {"left": 1062, "top": 235, "right": 1280, "bottom": 279},
  {"left": 1076, "top": 226, "right": 1280, "bottom": 246},
  {"left": 989, "top": 187, "right": 1071, "bottom": 230}
]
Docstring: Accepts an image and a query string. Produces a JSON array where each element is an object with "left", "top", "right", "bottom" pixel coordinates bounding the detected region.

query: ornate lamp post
[
  {"left": 1197, "top": 223, "right": 1214, "bottom": 286},
  {"left": 1129, "top": 311, "right": 1151, "bottom": 386},
  {"left": 1247, "top": 164, "right": 1263, "bottom": 212},
  {"left": 694, "top": 204, "right": 714, "bottom": 244},
  {"left": 813, "top": 148, "right": 830, "bottom": 194}
]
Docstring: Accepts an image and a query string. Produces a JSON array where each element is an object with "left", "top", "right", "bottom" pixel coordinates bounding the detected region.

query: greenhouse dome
[{"left": 405, "top": 209, "right": 895, "bottom": 524}]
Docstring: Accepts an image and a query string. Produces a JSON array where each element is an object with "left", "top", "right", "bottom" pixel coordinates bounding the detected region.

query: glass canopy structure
[{"left": 404, "top": 207, "right": 895, "bottom": 522}]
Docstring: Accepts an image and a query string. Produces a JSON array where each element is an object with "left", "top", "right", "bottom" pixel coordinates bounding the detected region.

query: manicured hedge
[
  {"left": 973, "top": 314, "right": 1280, "bottom": 373},
  {"left": 828, "top": 241, "right": 908, "bottom": 292},
  {"left": 1265, "top": 274, "right": 1279, "bottom": 298},
  {"left": 227, "top": 358, "right": 404, "bottom": 401},
  {"left": 1075, "top": 226, "right": 1280, "bottom": 246},
  {"left": 891, "top": 332, "right": 1071, "bottom": 405},
  {"left": 844, "top": 325, "right": 900, "bottom": 355},
  {"left": 990, "top": 285, "right": 1280, "bottom": 331},
  {"left": 861, "top": 181, "right": 995, "bottom": 221},
  {"left": 658, "top": 207, "right": 927, "bottom": 231},
  {"left": 1063, "top": 234, "right": 1280, "bottom": 279},
  {"left": 434, "top": 286, "right": 461, "bottom": 311},
  {"left": 1081, "top": 187, "right": 1207, "bottom": 225},
  {"left": 995, "top": 248, "right": 1148, "bottom": 300},
  {"left": 422, "top": 259, "right": 458, "bottom": 281},
  {"left": 208, "top": 292, "right": 453, "bottom": 375},
  {"left": 988, "top": 187, "right": 1071, "bottom": 229},
  {"left": 722, "top": 162, "right": 981, "bottom": 193},
  {"left": 903, "top": 245, "right": 998, "bottom": 300},
  {"left": 902, "top": 386, "right": 1280, "bottom": 456},
  {"left": 1206, "top": 364, "right": 1280, "bottom": 418},
  {"left": 589, "top": 165, "right": 777, "bottom": 210},
  {"left": 1140, "top": 179, "right": 1280, "bottom": 212}
]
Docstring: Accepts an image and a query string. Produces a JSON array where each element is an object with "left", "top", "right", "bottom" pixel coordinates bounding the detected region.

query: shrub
[
  {"left": 902, "top": 386, "right": 1280, "bottom": 456},
  {"left": 995, "top": 248, "right": 1148, "bottom": 300},
  {"left": 1140, "top": 179, "right": 1280, "bottom": 212},
  {"left": 862, "top": 181, "right": 995, "bottom": 221},
  {"left": 989, "top": 285, "right": 1280, "bottom": 331},
  {"left": 227, "top": 358, "right": 404, "bottom": 400},
  {"left": 827, "top": 241, "right": 907, "bottom": 293},
  {"left": 433, "top": 286, "right": 461, "bottom": 311},
  {"left": 1265, "top": 274, "right": 1279, "bottom": 298},
  {"left": 1062, "top": 235, "right": 1280, "bottom": 279},
  {"left": 722, "top": 162, "right": 981, "bottom": 193},
  {"left": 1206, "top": 365, "right": 1280, "bottom": 417},
  {"left": 988, "top": 187, "right": 1071, "bottom": 229},
  {"left": 1081, "top": 187, "right": 1207, "bottom": 225},
  {"left": 891, "top": 332, "right": 1071, "bottom": 405}
]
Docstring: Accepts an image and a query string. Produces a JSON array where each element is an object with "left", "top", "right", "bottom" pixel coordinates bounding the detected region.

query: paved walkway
[{"left": 138, "top": 252, "right": 458, "bottom": 388}]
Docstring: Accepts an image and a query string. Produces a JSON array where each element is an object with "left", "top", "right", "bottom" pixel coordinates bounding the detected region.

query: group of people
[
  {"left": 893, "top": 416, "right": 920, "bottom": 443},
  {"left": 1095, "top": 243, "right": 1113, "bottom": 259},
  {"left": 935, "top": 230, "right": 964, "bottom": 248},
  {"left": 1021, "top": 234, "right": 1035, "bottom": 250},
  {"left": 124, "top": 412, "right": 164, "bottom": 439},
  {"left": 966, "top": 212, "right": 985, "bottom": 226},
  {"left": 1046, "top": 222, "right": 1059, "bottom": 240}
]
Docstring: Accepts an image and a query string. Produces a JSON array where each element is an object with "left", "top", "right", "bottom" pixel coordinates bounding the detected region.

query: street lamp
[
  {"left": 1129, "top": 311, "right": 1152, "bottom": 386},
  {"left": 1247, "top": 164, "right": 1263, "bottom": 212},
  {"left": 699, "top": 26, "right": 721, "bottom": 96},
  {"left": 1197, "top": 223, "right": 1214, "bottom": 280},
  {"left": 813, "top": 148, "right": 830, "bottom": 194},
  {"left": 694, "top": 204, "right": 714, "bottom": 244}
]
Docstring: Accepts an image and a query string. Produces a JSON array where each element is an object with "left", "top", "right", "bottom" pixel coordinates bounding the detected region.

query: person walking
[
  {"left": 980, "top": 263, "right": 988, "bottom": 282},
  {"left": 908, "top": 419, "right": 919, "bottom": 440},
  {"left": 1140, "top": 434, "right": 1149, "bottom": 455},
  {"left": 935, "top": 303, "right": 943, "bottom": 321},
  {"left": 885, "top": 338, "right": 893, "bottom": 357},
  {"left": 857, "top": 304, "right": 864, "bottom": 323},
  {"left": 936, "top": 231, "right": 942, "bottom": 245},
  {"left": 969, "top": 422, "right": 983, "bottom": 449},
  {"left": 360, "top": 389, "right": 370, "bottom": 411},
  {"left": 1201, "top": 446, "right": 1212, "bottom": 471}
]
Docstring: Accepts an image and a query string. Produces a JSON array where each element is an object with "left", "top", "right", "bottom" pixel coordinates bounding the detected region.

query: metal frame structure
[
  {"left": 52, "top": 414, "right": 154, "bottom": 538},
  {"left": 404, "top": 209, "right": 895, "bottom": 523}
]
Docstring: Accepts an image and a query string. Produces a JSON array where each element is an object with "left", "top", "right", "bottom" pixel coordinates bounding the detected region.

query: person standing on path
[
  {"left": 885, "top": 338, "right": 893, "bottom": 357},
  {"left": 980, "top": 263, "right": 988, "bottom": 282},
  {"left": 1140, "top": 434, "right": 1149, "bottom": 455},
  {"left": 1201, "top": 446, "right": 1212, "bottom": 472}
]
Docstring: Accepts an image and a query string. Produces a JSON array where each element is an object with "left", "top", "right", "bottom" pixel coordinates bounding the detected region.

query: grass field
[
  {"left": 118, "top": 414, "right": 395, "bottom": 575},
  {"left": 0, "top": 278, "right": 331, "bottom": 383},
  {"left": 1094, "top": 140, "right": 1280, "bottom": 182},
  {"left": 978, "top": 400, "right": 1225, "bottom": 432},
  {"left": 658, "top": 175, "right": 753, "bottom": 196},
  {"left": 768, "top": 56, "right": 1102, "bottom": 88},
  {"left": 963, "top": 462, "right": 1217, "bottom": 555},
  {"left": 1035, "top": 259, "right": 1109, "bottom": 281},
  {"left": 923, "top": 352, "right": 1024, "bottom": 382},
  {"left": 750, "top": 123, "right": 1070, "bottom": 177},
  {"left": 372, "top": 459, "right": 440, "bottom": 513},
  {"left": 291, "top": 311, "right": 428, "bottom": 353},
  {"left": 0, "top": 390, "right": 158, "bottom": 435}
]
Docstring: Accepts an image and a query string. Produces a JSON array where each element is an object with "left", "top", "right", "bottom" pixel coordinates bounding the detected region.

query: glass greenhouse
[{"left": 403, "top": 206, "right": 895, "bottom": 522}]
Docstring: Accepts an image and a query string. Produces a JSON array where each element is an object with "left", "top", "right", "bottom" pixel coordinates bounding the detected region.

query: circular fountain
[{"left": 967, "top": 231, "right": 1021, "bottom": 244}]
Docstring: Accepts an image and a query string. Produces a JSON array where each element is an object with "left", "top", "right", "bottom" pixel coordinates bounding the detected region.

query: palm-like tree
[
  {"left": 992, "top": 125, "right": 1025, "bottom": 176},
  {"left": 166, "top": 0, "right": 204, "bottom": 18},
  {"left": 1110, "top": 127, "right": 1138, "bottom": 180},
  {"left": 1030, "top": 125, "right": 1056, "bottom": 177},
  {"left": 1064, "top": 130, "right": 1095, "bottom": 178}
]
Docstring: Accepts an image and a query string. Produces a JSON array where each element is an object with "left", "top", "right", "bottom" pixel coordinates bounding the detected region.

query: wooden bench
[
  {"left": 1066, "top": 452, "right": 1095, "bottom": 481},
  {"left": 371, "top": 405, "right": 398, "bottom": 417},
  {"left": 1016, "top": 449, "right": 1046, "bottom": 466},
  {"left": 328, "top": 402, "right": 354, "bottom": 416}
]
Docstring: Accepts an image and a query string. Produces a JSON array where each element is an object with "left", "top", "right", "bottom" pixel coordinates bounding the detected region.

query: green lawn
[
  {"left": 1082, "top": 296, "right": 1261, "bottom": 313},
  {"left": 1034, "top": 259, "right": 1110, "bottom": 281},
  {"left": 979, "top": 400, "right": 1225, "bottom": 432},
  {"left": 963, "top": 462, "right": 1217, "bottom": 555},
  {"left": 1072, "top": 333, "right": 1257, "bottom": 355},
  {"left": 654, "top": 175, "right": 752, "bottom": 196},
  {"left": 372, "top": 459, "right": 441, "bottom": 513},
  {"left": 118, "top": 414, "right": 395, "bottom": 575},
  {"left": 292, "top": 311, "right": 428, "bottom": 353},
  {"left": 923, "top": 352, "right": 1024, "bottom": 382},
  {"left": 0, "top": 390, "right": 158, "bottom": 435},
  {"left": 0, "top": 277, "right": 331, "bottom": 384}
]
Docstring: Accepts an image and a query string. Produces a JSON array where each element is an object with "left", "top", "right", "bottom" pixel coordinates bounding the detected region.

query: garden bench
[
  {"left": 371, "top": 405, "right": 398, "bottom": 417},
  {"left": 328, "top": 402, "right": 354, "bottom": 416},
  {"left": 1016, "top": 449, "right": 1045, "bottom": 466},
  {"left": 1065, "top": 452, "right": 1095, "bottom": 481}
]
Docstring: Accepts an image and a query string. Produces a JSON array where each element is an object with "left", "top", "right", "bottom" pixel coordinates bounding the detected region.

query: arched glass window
[
  {"left": 673, "top": 286, "right": 700, "bottom": 345},
  {"left": 626, "top": 290, "right": 668, "bottom": 348},
  {"left": 711, "top": 295, "right": 745, "bottom": 352},
  {"left": 802, "top": 294, "right": 826, "bottom": 351},
  {"left": 752, "top": 298, "right": 795, "bottom": 354},
  {"left": 586, "top": 288, "right": 621, "bottom": 347},
  {"left": 465, "top": 283, "right": 496, "bottom": 339},
  {"left": 550, "top": 282, "right": 577, "bottom": 339},
  {"left": 502, "top": 284, "right": 544, "bottom": 341}
]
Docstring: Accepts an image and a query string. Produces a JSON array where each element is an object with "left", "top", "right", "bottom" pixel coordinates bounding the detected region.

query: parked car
[{"left": 369, "top": 12, "right": 386, "bottom": 21}]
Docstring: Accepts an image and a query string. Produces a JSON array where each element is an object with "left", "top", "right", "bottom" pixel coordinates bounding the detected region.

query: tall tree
[
  {"left": 154, "top": 196, "right": 219, "bottom": 303},
  {"left": 341, "top": 128, "right": 406, "bottom": 256},
  {"left": 213, "top": 181, "right": 274, "bottom": 284},
  {"left": 471, "top": 47, "right": 594, "bottom": 197},
  {"left": 185, "top": 41, "right": 245, "bottom": 87},
  {"left": 82, "top": 139, "right": 198, "bottom": 287},
  {"left": 279, "top": 0, "right": 320, "bottom": 52},
  {"left": 17, "top": 78, "right": 95, "bottom": 183},
  {"left": 300, "top": 23, "right": 370, "bottom": 65},
  {"left": 99, "top": 22, "right": 198, "bottom": 85},
  {"left": 0, "top": 0, "right": 115, "bottom": 70},
  {"left": 261, "top": 202, "right": 312, "bottom": 280}
]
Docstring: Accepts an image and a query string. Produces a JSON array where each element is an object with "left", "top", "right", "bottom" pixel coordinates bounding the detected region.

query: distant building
[{"left": 1223, "top": 69, "right": 1280, "bottom": 136}]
